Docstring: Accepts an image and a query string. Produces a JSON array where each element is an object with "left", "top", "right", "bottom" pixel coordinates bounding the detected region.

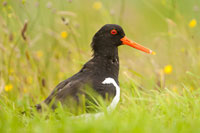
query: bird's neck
[
  {"left": 93, "top": 46, "right": 119, "bottom": 58},
  {"left": 93, "top": 48, "right": 119, "bottom": 83}
]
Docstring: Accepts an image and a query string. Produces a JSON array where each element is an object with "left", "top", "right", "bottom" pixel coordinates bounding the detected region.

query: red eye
[{"left": 110, "top": 29, "right": 117, "bottom": 35}]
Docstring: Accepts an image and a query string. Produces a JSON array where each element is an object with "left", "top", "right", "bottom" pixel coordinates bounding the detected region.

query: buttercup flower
[
  {"left": 27, "top": 76, "right": 33, "bottom": 84},
  {"left": 61, "top": 31, "right": 68, "bottom": 39},
  {"left": 189, "top": 19, "right": 197, "bottom": 28},
  {"left": 164, "top": 65, "right": 173, "bottom": 74},
  {"left": 93, "top": 1, "right": 102, "bottom": 10},
  {"left": 4, "top": 84, "right": 13, "bottom": 92},
  {"left": 36, "top": 50, "right": 43, "bottom": 59}
]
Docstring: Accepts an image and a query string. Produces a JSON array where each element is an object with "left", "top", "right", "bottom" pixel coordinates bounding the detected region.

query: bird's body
[
  {"left": 36, "top": 24, "right": 155, "bottom": 113},
  {"left": 42, "top": 55, "right": 119, "bottom": 112}
]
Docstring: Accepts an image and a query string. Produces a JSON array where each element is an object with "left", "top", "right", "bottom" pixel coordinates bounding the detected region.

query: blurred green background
[{"left": 1, "top": 0, "right": 200, "bottom": 132}]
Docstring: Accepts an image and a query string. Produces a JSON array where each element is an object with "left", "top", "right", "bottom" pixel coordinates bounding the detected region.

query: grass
[{"left": 1, "top": 0, "right": 200, "bottom": 132}]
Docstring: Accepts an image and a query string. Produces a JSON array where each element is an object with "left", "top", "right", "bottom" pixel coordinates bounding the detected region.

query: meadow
[{"left": 1, "top": 0, "right": 200, "bottom": 132}]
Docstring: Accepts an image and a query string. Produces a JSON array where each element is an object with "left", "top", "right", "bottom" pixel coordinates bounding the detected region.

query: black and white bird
[{"left": 35, "top": 24, "right": 155, "bottom": 114}]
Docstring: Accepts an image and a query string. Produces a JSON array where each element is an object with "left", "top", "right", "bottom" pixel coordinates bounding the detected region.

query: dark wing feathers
[
  {"left": 43, "top": 60, "right": 93, "bottom": 105},
  {"left": 44, "top": 73, "right": 84, "bottom": 105}
]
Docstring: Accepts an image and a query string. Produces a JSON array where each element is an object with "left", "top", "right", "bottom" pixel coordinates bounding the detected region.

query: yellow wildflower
[
  {"left": 188, "top": 19, "right": 197, "bottom": 28},
  {"left": 8, "top": 13, "right": 12, "bottom": 18},
  {"left": 180, "top": 48, "right": 185, "bottom": 52},
  {"left": 4, "top": 84, "right": 13, "bottom": 92},
  {"left": 42, "top": 97, "right": 46, "bottom": 101},
  {"left": 22, "top": 0, "right": 26, "bottom": 4},
  {"left": 9, "top": 68, "right": 14, "bottom": 74},
  {"left": 164, "top": 65, "right": 172, "bottom": 74},
  {"left": 190, "top": 87, "right": 195, "bottom": 91},
  {"left": 36, "top": 50, "right": 43, "bottom": 59},
  {"left": 27, "top": 76, "right": 33, "bottom": 84},
  {"left": 60, "top": 31, "right": 68, "bottom": 39},
  {"left": 93, "top": 1, "right": 102, "bottom": 10},
  {"left": 168, "top": 31, "right": 172, "bottom": 36},
  {"left": 58, "top": 72, "right": 64, "bottom": 79},
  {"left": 8, "top": 5, "right": 12, "bottom": 10},
  {"left": 2, "top": 7, "right": 6, "bottom": 12},
  {"left": 23, "top": 88, "right": 28, "bottom": 93}
]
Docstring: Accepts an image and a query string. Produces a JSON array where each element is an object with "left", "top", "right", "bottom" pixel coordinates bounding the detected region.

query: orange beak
[{"left": 121, "top": 36, "right": 156, "bottom": 55}]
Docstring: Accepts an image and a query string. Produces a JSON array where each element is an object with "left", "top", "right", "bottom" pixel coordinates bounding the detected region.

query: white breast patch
[
  {"left": 102, "top": 77, "right": 120, "bottom": 112},
  {"left": 72, "top": 77, "right": 120, "bottom": 120}
]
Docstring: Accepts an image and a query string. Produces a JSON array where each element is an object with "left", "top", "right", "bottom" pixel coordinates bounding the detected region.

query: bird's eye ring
[{"left": 110, "top": 29, "right": 117, "bottom": 35}]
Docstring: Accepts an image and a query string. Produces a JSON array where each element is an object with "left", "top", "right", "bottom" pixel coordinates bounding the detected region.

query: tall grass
[{"left": 0, "top": 0, "right": 200, "bottom": 132}]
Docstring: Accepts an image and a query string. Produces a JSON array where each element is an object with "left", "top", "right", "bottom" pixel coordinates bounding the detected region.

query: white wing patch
[
  {"left": 102, "top": 77, "right": 120, "bottom": 112},
  {"left": 72, "top": 77, "right": 120, "bottom": 120}
]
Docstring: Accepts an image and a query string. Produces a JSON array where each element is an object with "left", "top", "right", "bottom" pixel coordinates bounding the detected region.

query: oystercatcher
[{"left": 36, "top": 24, "right": 155, "bottom": 114}]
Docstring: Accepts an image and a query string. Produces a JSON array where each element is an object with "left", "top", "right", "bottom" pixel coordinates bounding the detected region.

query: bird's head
[{"left": 91, "top": 24, "right": 155, "bottom": 56}]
